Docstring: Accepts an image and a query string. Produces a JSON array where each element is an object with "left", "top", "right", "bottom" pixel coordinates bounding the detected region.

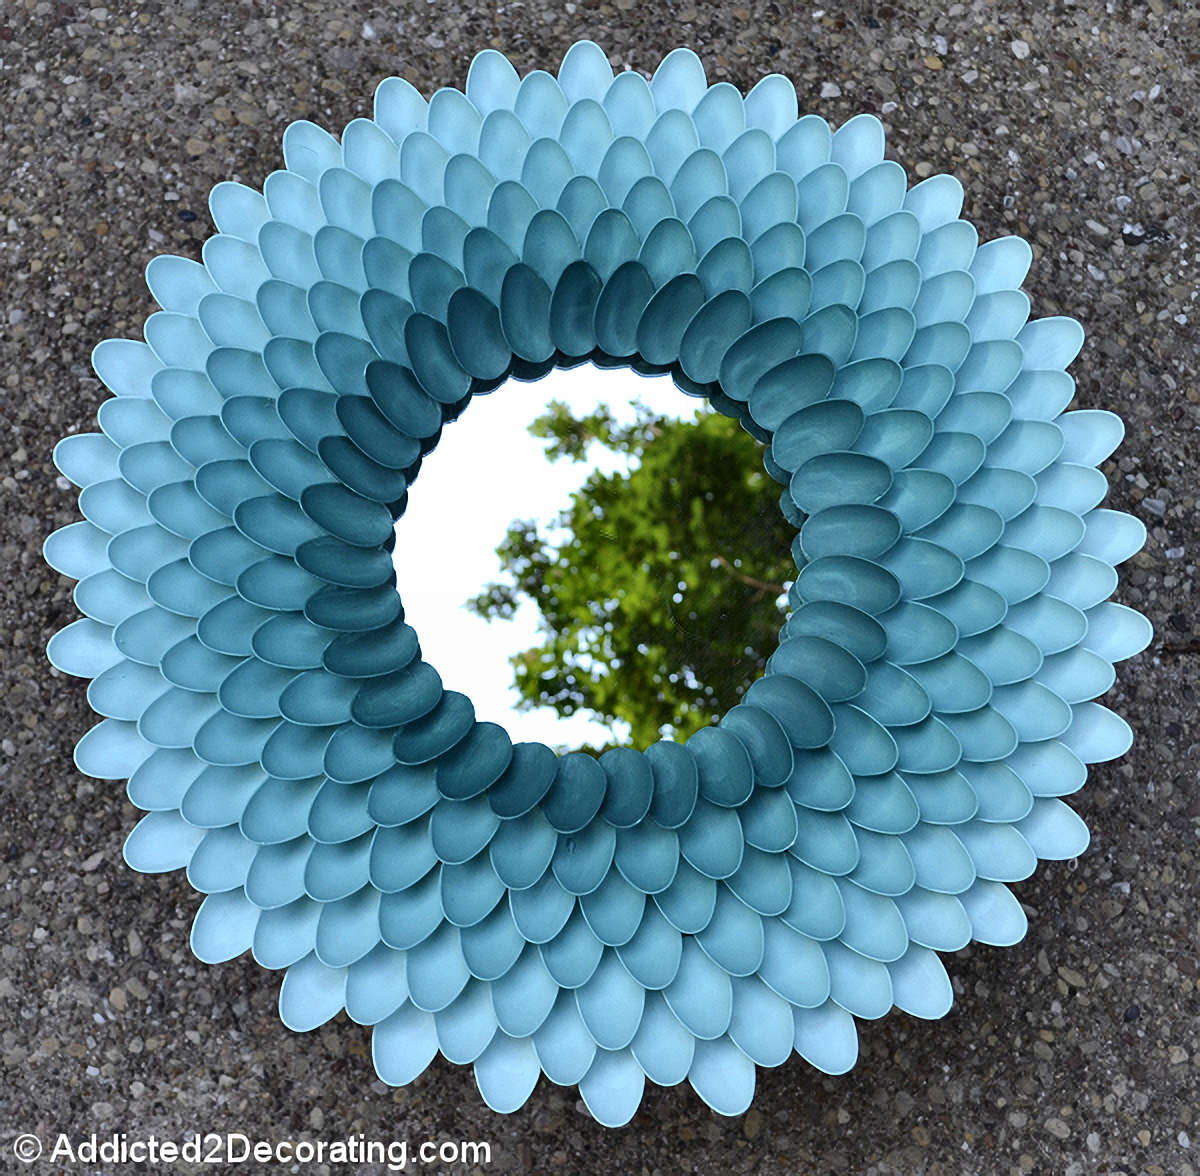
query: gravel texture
[{"left": 2, "top": 2, "right": 1198, "bottom": 1174}]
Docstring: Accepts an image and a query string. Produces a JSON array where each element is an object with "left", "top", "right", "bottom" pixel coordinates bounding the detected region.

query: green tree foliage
[{"left": 468, "top": 397, "right": 797, "bottom": 747}]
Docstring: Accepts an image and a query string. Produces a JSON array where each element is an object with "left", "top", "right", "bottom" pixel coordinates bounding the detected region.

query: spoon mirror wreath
[{"left": 44, "top": 42, "right": 1151, "bottom": 1126}]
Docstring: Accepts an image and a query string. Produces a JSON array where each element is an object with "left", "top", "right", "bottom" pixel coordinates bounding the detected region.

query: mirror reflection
[{"left": 393, "top": 363, "right": 794, "bottom": 752}]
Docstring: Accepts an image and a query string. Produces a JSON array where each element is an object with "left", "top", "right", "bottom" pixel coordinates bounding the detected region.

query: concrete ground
[{"left": 1, "top": 2, "right": 1197, "bottom": 1173}]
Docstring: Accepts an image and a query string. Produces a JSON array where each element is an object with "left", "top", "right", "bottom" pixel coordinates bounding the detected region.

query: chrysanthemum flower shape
[{"left": 44, "top": 42, "right": 1152, "bottom": 1126}]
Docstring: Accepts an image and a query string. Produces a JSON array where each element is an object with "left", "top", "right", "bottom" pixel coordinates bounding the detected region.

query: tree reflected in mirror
[{"left": 468, "top": 394, "right": 795, "bottom": 748}]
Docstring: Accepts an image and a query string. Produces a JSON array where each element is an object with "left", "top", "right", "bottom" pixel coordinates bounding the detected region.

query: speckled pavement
[{"left": 2, "top": 3, "right": 1197, "bottom": 1173}]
